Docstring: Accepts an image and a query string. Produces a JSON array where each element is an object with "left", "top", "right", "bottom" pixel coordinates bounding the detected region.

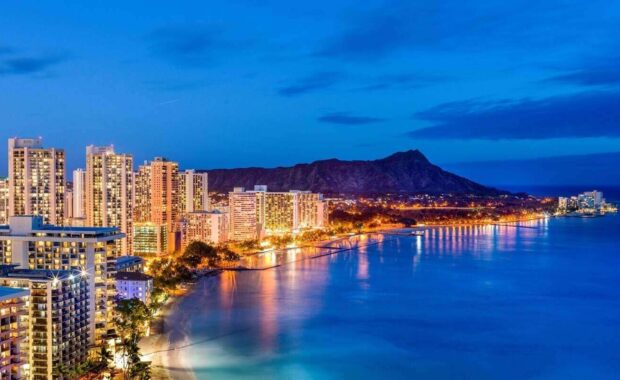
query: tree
[
  {"left": 180, "top": 241, "right": 218, "bottom": 267},
  {"left": 114, "top": 299, "right": 153, "bottom": 380}
]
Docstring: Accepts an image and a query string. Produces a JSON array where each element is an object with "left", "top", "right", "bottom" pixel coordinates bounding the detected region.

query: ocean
[{"left": 171, "top": 213, "right": 620, "bottom": 379}]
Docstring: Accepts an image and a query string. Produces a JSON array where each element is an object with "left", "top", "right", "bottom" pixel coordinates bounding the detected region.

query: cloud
[
  {"left": 409, "top": 91, "right": 620, "bottom": 140},
  {"left": 277, "top": 71, "right": 343, "bottom": 96},
  {"left": 147, "top": 26, "right": 238, "bottom": 68},
  {"left": 0, "top": 55, "right": 66, "bottom": 76},
  {"left": 316, "top": 1, "right": 616, "bottom": 61},
  {"left": 545, "top": 53, "right": 620, "bottom": 87},
  {"left": 356, "top": 73, "right": 448, "bottom": 92},
  {"left": 318, "top": 112, "right": 385, "bottom": 125}
]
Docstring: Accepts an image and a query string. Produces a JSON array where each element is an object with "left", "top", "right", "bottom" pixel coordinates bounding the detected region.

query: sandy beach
[{"left": 140, "top": 293, "right": 197, "bottom": 380}]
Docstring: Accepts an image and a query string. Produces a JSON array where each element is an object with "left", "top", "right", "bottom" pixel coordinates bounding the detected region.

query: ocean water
[{"left": 177, "top": 214, "right": 620, "bottom": 380}]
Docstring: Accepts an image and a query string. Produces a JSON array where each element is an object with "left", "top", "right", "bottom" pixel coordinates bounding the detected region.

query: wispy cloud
[
  {"left": 355, "top": 73, "right": 448, "bottom": 92},
  {"left": 277, "top": 71, "right": 343, "bottom": 96},
  {"left": 409, "top": 91, "right": 620, "bottom": 139},
  {"left": 318, "top": 112, "right": 385, "bottom": 125},
  {"left": 0, "top": 55, "right": 67, "bottom": 76},
  {"left": 544, "top": 52, "right": 620, "bottom": 87},
  {"left": 147, "top": 26, "right": 242, "bottom": 68},
  {"left": 316, "top": 1, "right": 615, "bottom": 61}
]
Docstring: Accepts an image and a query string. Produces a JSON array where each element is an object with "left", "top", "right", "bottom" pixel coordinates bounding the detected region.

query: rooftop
[
  {"left": 115, "top": 271, "right": 153, "bottom": 282},
  {"left": 0, "top": 265, "right": 82, "bottom": 280},
  {"left": 0, "top": 286, "right": 29, "bottom": 301}
]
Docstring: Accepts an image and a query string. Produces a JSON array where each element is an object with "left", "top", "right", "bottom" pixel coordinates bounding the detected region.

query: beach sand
[{"left": 141, "top": 293, "right": 197, "bottom": 380}]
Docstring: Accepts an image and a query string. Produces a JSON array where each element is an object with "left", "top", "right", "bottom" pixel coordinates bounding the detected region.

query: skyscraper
[
  {"left": 228, "top": 187, "right": 259, "bottom": 241},
  {"left": 72, "top": 168, "right": 86, "bottom": 220},
  {"left": 134, "top": 158, "right": 179, "bottom": 253},
  {"left": 85, "top": 145, "right": 134, "bottom": 254},
  {"left": 178, "top": 169, "right": 209, "bottom": 214},
  {"left": 8, "top": 137, "right": 65, "bottom": 225}
]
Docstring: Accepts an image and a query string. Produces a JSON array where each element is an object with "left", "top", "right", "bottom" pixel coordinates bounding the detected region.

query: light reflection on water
[{"left": 178, "top": 216, "right": 620, "bottom": 380}]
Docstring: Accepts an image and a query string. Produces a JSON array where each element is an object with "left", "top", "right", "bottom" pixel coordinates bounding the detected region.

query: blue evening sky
[{"left": 1, "top": 1, "right": 619, "bottom": 185}]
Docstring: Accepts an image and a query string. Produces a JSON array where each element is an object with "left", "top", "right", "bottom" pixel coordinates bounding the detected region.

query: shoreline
[{"left": 142, "top": 215, "right": 549, "bottom": 378}]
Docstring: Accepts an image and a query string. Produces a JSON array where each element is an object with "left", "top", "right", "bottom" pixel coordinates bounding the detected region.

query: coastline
[
  {"left": 141, "top": 289, "right": 198, "bottom": 380},
  {"left": 142, "top": 215, "right": 549, "bottom": 379}
]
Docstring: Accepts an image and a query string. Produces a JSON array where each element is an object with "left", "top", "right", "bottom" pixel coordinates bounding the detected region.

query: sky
[{"left": 1, "top": 1, "right": 620, "bottom": 186}]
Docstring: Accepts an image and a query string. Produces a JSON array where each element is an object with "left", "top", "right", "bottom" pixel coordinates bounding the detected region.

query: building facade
[
  {"left": 71, "top": 169, "right": 86, "bottom": 223},
  {"left": 228, "top": 186, "right": 326, "bottom": 240},
  {"left": 133, "top": 222, "right": 167, "bottom": 256},
  {"left": 0, "top": 268, "right": 89, "bottom": 380},
  {"left": 134, "top": 158, "right": 179, "bottom": 253},
  {"left": 116, "top": 255, "right": 145, "bottom": 273},
  {"left": 0, "top": 178, "right": 8, "bottom": 225},
  {"left": 115, "top": 271, "right": 153, "bottom": 304},
  {"left": 228, "top": 187, "right": 259, "bottom": 241},
  {"left": 85, "top": 145, "right": 134, "bottom": 254},
  {"left": 0, "top": 216, "right": 123, "bottom": 347},
  {"left": 0, "top": 286, "right": 29, "bottom": 380},
  {"left": 179, "top": 211, "right": 228, "bottom": 249},
  {"left": 178, "top": 170, "right": 209, "bottom": 214},
  {"left": 8, "top": 138, "right": 65, "bottom": 225}
]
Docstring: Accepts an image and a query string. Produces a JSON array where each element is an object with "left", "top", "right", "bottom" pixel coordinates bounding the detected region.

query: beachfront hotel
[
  {"left": 0, "top": 286, "right": 29, "bottom": 380},
  {"left": 229, "top": 186, "right": 328, "bottom": 240},
  {"left": 7, "top": 138, "right": 65, "bottom": 225},
  {"left": 178, "top": 210, "right": 228, "bottom": 249},
  {"left": 85, "top": 145, "right": 134, "bottom": 255},
  {"left": 0, "top": 215, "right": 123, "bottom": 347},
  {"left": 229, "top": 187, "right": 260, "bottom": 241},
  {"left": 0, "top": 267, "right": 89, "bottom": 380},
  {"left": 134, "top": 157, "right": 179, "bottom": 253}
]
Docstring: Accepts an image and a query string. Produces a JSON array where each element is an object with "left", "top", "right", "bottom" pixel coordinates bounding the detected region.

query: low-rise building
[
  {"left": 116, "top": 255, "right": 145, "bottom": 273},
  {"left": 115, "top": 271, "right": 153, "bottom": 304}
]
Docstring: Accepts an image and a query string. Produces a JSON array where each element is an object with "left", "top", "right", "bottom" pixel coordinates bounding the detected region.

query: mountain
[{"left": 205, "top": 150, "right": 503, "bottom": 195}]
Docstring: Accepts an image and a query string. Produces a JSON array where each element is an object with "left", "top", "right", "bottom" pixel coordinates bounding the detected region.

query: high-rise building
[
  {"left": 262, "top": 192, "right": 297, "bottom": 234},
  {"left": 0, "top": 267, "right": 89, "bottom": 380},
  {"left": 85, "top": 145, "right": 134, "bottom": 254},
  {"left": 0, "top": 178, "right": 9, "bottom": 225},
  {"left": 134, "top": 158, "right": 179, "bottom": 253},
  {"left": 0, "top": 216, "right": 123, "bottom": 346},
  {"left": 64, "top": 186, "right": 74, "bottom": 223},
  {"left": 8, "top": 137, "right": 65, "bottom": 225},
  {"left": 228, "top": 187, "right": 259, "bottom": 241},
  {"left": 296, "top": 191, "right": 328, "bottom": 228},
  {"left": 178, "top": 170, "right": 209, "bottom": 214},
  {"left": 179, "top": 210, "right": 228, "bottom": 249},
  {"left": 72, "top": 168, "right": 86, "bottom": 220},
  {"left": 228, "top": 186, "right": 326, "bottom": 240},
  {"left": 0, "top": 286, "right": 29, "bottom": 380}
]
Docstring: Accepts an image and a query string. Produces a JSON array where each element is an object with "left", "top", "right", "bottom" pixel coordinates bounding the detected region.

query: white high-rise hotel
[{"left": 8, "top": 137, "right": 65, "bottom": 225}]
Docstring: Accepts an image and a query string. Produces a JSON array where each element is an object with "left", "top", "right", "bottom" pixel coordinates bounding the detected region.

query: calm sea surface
[{"left": 178, "top": 214, "right": 620, "bottom": 379}]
